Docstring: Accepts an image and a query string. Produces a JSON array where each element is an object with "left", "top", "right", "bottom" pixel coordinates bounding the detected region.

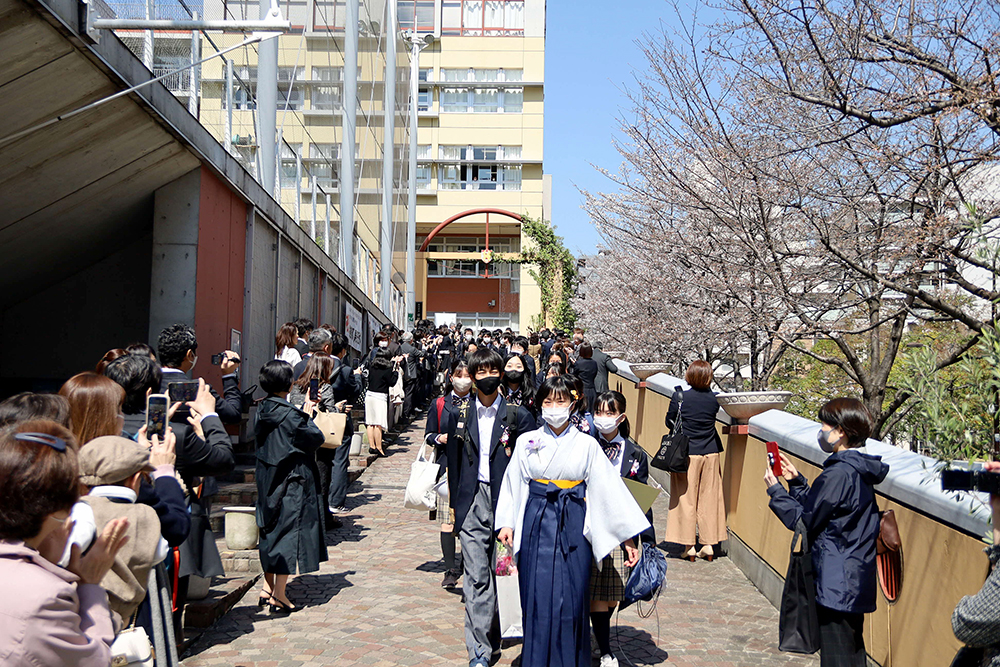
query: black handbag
[
  {"left": 621, "top": 542, "right": 668, "bottom": 611},
  {"left": 779, "top": 519, "right": 820, "bottom": 654},
  {"left": 651, "top": 386, "right": 690, "bottom": 473}
]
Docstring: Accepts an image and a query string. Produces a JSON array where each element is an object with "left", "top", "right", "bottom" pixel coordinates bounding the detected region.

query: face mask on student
[
  {"left": 504, "top": 370, "right": 524, "bottom": 385},
  {"left": 541, "top": 406, "right": 571, "bottom": 429},
  {"left": 378, "top": 341, "right": 389, "bottom": 349},
  {"left": 818, "top": 428, "right": 840, "bottom": 453},
  {"left": 475, "top": 375, "right": 502, "bottom": 396},
  {"left": 452, "top": 377, "right": 473, "bottom": 393},
  {"left": 483, "top": 337, "right": 492, "bottom": 344},
  {"left": 594, "top": 415, "right": 621, "bottom": 435}
]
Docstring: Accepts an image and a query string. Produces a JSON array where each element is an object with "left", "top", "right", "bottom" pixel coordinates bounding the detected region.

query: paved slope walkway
[{"left": 183, "top": 416, "right": 818, "bottom": 667}]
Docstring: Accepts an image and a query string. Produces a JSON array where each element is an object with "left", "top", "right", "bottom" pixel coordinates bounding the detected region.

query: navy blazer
[
  {"left": 665, "top": 388, "right": 723, "bottom": 456},
  {"left": 445, "top": 395, "right": 535, "bottom": 533},
  {"left": 426, "top": 394, "right": 464, "bottom": 465}
]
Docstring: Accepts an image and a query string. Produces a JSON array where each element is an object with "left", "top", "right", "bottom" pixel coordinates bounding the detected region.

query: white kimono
[{"left": 495, "top": 425, "right": 651, "bottom": 562}]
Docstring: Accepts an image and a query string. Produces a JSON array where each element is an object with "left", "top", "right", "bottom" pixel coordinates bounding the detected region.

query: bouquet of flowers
[{"left": 495, "top": 540, "right": 518, "bottom": 576}]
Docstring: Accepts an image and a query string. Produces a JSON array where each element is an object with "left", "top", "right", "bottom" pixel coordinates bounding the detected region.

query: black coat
[
  {"left": 572, "top": 357, "right": 599, "bottom": 409},
  {"left": 331, "top": 356, "right": 361, "bottom": 441},
  {"left": 665, "top": 388, "right": 723, "bottom": 456},
  {"left": 425, "top": 393, "right": 466, "bottom": 458},
  {"left": 445, "top": 395, "right": 535, "bottom": 533},
  {"left": 254, "top": 397, "right": 328, "bottom": 575},
  {"left": 767, "top": 449, "right": 889, "bottom": 613}
]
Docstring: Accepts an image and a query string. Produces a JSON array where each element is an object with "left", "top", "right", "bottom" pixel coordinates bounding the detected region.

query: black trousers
[
  {"left": 402, "top": 377, "right": 416, "bottom": 420},
  {"left": 817, "top": 605, "right": 866, "bottom": 667}
]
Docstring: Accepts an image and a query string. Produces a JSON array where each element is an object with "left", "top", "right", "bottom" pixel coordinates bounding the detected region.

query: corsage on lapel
[
  {"left": 500, "top": 426, "right": 511, "bottom": 456},
  {"left": 525, "top": 436, "right": 543, "bottom": 456}
]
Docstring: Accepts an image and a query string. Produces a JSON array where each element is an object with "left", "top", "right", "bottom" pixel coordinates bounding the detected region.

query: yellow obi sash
[{"left": 533, "top": 479, "right": 582, "bottom": 489}]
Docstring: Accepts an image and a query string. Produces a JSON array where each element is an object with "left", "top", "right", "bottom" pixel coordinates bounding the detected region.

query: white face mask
[
  {"left": 593, "top": 415, "right": 621, "bottom": 436},
  {"left": 483, "top": 337, "right": 492, "bottom": 344},
  {"left": 378, "top": 341, "right": 389, "bottom": 348},
  {"left": 452, "top": 377, "right": 473, "bottom": 393},
  {"left": 541, "top": 406, "right": 571, "bottom": 429},
  {"left": 189, "top": 354, "right": 198, "bottom": 372},
  {"left": 465, "top": 334, "right": 474, "bottom": 341}
]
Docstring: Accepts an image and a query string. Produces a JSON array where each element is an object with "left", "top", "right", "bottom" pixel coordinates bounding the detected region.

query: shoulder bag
[
  {"left": 110, "top": 612, "right": 155, "bottom": 667},
  {"left": 651, "top": 386, "right": 690, "bottom": 473},
  {"left": 404, "top": 443, "right": 440, "bottom": 511},
  {"left": 621, "top": 541, "right": 668, "bottom": 612},
  {"left": 778, "top": 519, "right": 820, "bottom": 654},
  {"left": 313, "top": 409, "right": 347, "bottom": 449}
]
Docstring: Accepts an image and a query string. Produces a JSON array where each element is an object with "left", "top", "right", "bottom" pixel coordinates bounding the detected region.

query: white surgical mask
[
  {"left": 465, "top": 334, "right": 474, "bottom": 341},
  {"left": 189, "top": 355, "right": 198, "bottom": 372},
  {"left": 594, "top": 415, "right": 621, "bottom": 436},
  {"left": 484, "top": 337, "right": 492, "bottom": 344},
  {"left": 541, "top": 406, "right": 571, "bottom": 429},
  {"left": 452, "top": 377, "right": 473, "bottom": 393},
  {"left": 378, "top": 341, "right": 389, "bottom": 349}
]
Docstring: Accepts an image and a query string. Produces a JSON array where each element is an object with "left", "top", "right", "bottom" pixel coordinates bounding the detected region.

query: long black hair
[
  {"left": 371, "top": 348, "right": 393, "bottom": 370},
  {"left": 593, "top": 390, "right": 631, "bottom": 439},
  {"left": 502, "top": 353, "right": 535, "bottom": 407}
]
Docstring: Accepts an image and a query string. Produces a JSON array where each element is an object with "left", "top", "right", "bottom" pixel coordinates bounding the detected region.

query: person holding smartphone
[{"left": 764, "top": 398, "right": 889, "bottom": 667}]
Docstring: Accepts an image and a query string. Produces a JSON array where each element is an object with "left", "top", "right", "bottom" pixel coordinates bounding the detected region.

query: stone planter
[
  {"left": 628, "top": 362, "right": 673, "bottom": 382},
  {"left": 349, "top": 432, "right": 363, "bottom": 456},
  {"left": 187, "top": 575, "right": 211, "bottom": 600},
  {"left": 605, "top": 350, "right": 624, "bottom": 359},
  {"left": 716, "top": 391, "right": 792, "bottom": 422},
  {"left": 223, "top": 506, "right": 258, "bottom": 551}
]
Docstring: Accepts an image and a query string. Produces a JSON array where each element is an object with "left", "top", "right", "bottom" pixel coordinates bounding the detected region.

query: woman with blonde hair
[{"left": 665, "top": 359, "right": 726, "bottom": 561}]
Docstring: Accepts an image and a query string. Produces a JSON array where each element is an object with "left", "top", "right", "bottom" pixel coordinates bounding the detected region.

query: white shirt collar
[
  {"left": 162, "top": 366, "right": 184, "bottom": 374},
  {"left": 544, "top": 424, "right": 575, "bottom": 440},
  {"left": 88, "top": 486, "right": 138, "bottom": 503}
]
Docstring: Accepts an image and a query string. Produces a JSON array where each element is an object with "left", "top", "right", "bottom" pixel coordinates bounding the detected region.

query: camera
[
  {"left": 211, "top": 352, "right": 241, "bottom": 366},
  {"left": 941, "top": 468, "right": 1000, "bottom": 495}
]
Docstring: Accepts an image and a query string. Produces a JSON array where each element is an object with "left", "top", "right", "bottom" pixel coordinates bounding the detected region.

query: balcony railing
[{"left": 153, "top": 66, "right": 191, "bottom": 93}]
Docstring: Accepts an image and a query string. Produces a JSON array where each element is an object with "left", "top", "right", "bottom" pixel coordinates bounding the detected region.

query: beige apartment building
[{"left": 403, "top": 0, "right": 546, "bottom": 331}]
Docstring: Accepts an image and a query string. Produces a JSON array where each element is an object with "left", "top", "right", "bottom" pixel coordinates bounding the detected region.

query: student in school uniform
[
  {"left": 588, "top": 391, "right": 656, "bottom": 667},
  {"left": 425, "top": 359, "right": 473, "bottom": 590},
  {"left": 444, "top": 349, "right": 535, "bottom": 667}
]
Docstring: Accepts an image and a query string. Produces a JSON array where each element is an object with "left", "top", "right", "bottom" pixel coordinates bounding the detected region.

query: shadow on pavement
[
  {"left": 609, "top": 625, "right": 670, "bottom": 664},
  {"left": 288, "top": 570, "right": 356, "bottom": 607}
]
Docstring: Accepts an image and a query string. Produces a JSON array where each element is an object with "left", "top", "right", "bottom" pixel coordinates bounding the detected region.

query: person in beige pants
[{"left": 664, "top": 361, "right": 727, "bottom": 560}]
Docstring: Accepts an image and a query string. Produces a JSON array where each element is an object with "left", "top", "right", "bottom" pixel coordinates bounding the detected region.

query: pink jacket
[{"left": 0, "top": 541, "right": 114, "bottom": 667}]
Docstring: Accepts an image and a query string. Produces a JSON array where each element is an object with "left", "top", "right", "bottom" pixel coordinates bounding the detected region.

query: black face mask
[
  {"left": 504, "top": 370, "right": 524, "bottom": 385},
  {"left": 475, "top": 375, "right": 502, "bottom": 396}
]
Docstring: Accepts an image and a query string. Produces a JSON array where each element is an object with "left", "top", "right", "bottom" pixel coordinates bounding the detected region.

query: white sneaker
[{"left": 599, "top": 655, "right": 619, "bottom": 667}]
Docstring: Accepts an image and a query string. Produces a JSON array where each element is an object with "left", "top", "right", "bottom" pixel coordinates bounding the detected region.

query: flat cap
[{"left": 78, "top": 435, "right": 154, "bottom": 487}]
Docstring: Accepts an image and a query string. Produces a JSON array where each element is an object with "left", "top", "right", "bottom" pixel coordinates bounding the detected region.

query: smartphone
[
  {"left": 766, "top": 441, "right": 782, "bottom": 477},
  {"left": 211, "top": 353, "right": 224, "bottom": 365},
  {"left": 941, "top": 468, "right": 1000, "bottom": 494},
  {"left": 146, "top": 394, "right": 169, "bottom": 439},
  {"left": 167, "top": 380, "right": 200, "bottom": 403},
  {"left": 309, "top": 378, "right": 320, "bottom": 401}
]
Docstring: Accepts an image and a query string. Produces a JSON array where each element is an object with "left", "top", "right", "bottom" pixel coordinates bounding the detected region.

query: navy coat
[
  {"left": 445, "top": 395, "right": 535, "bottom": 533},
  {"left": 767, "top": 449, "right": 889, "bottom": 613},
  {"left": 618, "top": 438, "right": 656, "bottom": 545}
]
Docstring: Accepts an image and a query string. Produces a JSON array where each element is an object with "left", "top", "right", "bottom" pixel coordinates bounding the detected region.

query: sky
[{"left": 543, "top": 0, "right": 677, "bottom": 257}]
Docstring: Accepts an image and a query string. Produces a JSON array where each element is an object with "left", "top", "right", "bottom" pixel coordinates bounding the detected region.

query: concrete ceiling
[{"left": 0, "top": 0, "right": 199, "bottom": 306}]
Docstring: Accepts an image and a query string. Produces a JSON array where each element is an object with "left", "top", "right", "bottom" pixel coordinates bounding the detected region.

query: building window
[
  {"left": 398, "top": 0, "right": 435, "bottom": 32},
  {"left": 313, "top": 0, "right": 346, "bottom": 30},
  {"left": 416, "top": 144, "right": 432, "bottom": 159},
  {"left": 234, "top": 145, "right": 258, "bottom": 177},
  {"left": 437, "top": 69, "right": 524, "bottom": 112},
  {"left": 416, "top": 164, "right": 432, "bottom": 187},
  {"left": 418, "top": 87, "right": 432, "bottom": 111},
  {"left": 441, "top": 0, "right": 524, "bottom": 36},
  {"left": 280, "top": 143, "right": 301, "bottom": 189},
  {"left": 309, "top": 143, "right": 339, "bottom": 186}
]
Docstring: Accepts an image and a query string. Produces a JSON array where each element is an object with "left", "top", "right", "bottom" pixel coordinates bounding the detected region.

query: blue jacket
[{"left": 767, "top": 449, "right": 889, "bottom": 613}]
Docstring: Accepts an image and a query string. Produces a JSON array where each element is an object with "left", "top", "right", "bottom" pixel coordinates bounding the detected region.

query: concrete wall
[{"left": 609, "top": 364, "right": 991, "bottom": 667}]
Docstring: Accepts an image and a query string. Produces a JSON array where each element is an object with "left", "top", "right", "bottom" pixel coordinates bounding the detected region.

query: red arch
[{"left": 418, "top": 208, "right": 524, "bottom": 252}]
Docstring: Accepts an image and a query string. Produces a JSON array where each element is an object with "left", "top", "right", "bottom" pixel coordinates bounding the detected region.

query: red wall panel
[
  {"left": 426, "top": 277, "right": 518, "bottom": 313},
  {"left": 194, "top": 166, "right": 247, "bottom": 390}
]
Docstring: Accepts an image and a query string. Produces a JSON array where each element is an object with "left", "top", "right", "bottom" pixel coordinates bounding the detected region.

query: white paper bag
[
  {"left": 496, "top": 574, "right": 523, "bottom": 639},
  {"left": 403, "top": 444, "right": 439, "bottom": 511}
]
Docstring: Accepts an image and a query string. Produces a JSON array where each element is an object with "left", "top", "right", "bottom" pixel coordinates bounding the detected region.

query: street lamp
[{"left": 403, "top": 30, "right": 436, "bottom": 328}]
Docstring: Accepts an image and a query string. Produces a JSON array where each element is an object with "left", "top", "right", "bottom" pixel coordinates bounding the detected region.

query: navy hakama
[{"left": 518, "top": 480, "right": 592, "bottom": 667}]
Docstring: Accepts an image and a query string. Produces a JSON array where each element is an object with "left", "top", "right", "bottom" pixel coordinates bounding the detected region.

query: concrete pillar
[{"left": 149, "top": 169, "right": 201, "bottom": 341}]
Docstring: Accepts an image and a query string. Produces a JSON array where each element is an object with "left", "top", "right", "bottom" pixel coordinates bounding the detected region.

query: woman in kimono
[
  {"left": 254, "top": 360, "right": 327, "bottom": 614},
  {"left": 496, "top": 376, "right": 650, "bottom": 667}
]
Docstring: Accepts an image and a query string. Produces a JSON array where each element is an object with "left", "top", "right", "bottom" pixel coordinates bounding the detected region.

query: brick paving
[{"left": 183, "top": 416, "right": 819, "bottom": 667}]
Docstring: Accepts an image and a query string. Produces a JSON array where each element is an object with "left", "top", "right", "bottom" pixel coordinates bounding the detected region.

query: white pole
[
  {"left": 188, "top": 14, "right": 200, "bottom": 118},
  {"left": 340, "top": 0, "right": 358, "bottom": 279},
  {"left": 311, "top": 175, "right": 317, "bottom": 240},
  {"left": 380, "top": 0, "right": 398, "bottom": 317},
  {"left": 143, "top": 0, "right": 154, "bottom": 70},
  {"left": 258, "top": 0, "right": 279, "bottom": 194},
  {"left": 295, "top": 148, "right": 302, "bottom": 224},
  {"left": 225, "top": 59, "right": 233, "bottom": 154},
  {"left": 405, "top": 35, "right": 420, "bottom": 327},
  {"left": 325, "top": 192, "right": 332, "bottom": 257}
]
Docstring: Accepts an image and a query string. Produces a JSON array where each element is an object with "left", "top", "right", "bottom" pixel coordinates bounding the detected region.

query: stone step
[
  {"left": 182, "top": 573, "right": 259, "bottom": 629},
  {"left": 215, "top": 534, "right": 261, "bottom": 576}
]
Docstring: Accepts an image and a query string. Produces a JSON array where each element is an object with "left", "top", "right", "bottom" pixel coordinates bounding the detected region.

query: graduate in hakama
[{"left": 496, "top": 376, "right": 651, "bottom": 667}]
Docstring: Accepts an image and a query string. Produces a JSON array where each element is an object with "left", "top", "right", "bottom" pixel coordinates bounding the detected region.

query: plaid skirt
[
  {"left": 590, "top": 545, "right": 629, "bottom": 602},
  {"left": 428, "top": 491, "right": 455, "bottom": 525}
]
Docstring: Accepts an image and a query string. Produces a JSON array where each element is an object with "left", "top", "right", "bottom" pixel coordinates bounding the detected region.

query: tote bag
[
  {"left": 621, "top": 542, "right": 668, "bottom": 610},
  {"left": 651, "top": 387, "right": 690, "bottom": 473},
  {"left": 313, "top": 410, "right": 347, "bottom": 449},
  {"left": 403, "top": 444, "right": 440, "bottom": 510},
  {"left": 779, "top": 519, "right": 820, "bottom": 654}
]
